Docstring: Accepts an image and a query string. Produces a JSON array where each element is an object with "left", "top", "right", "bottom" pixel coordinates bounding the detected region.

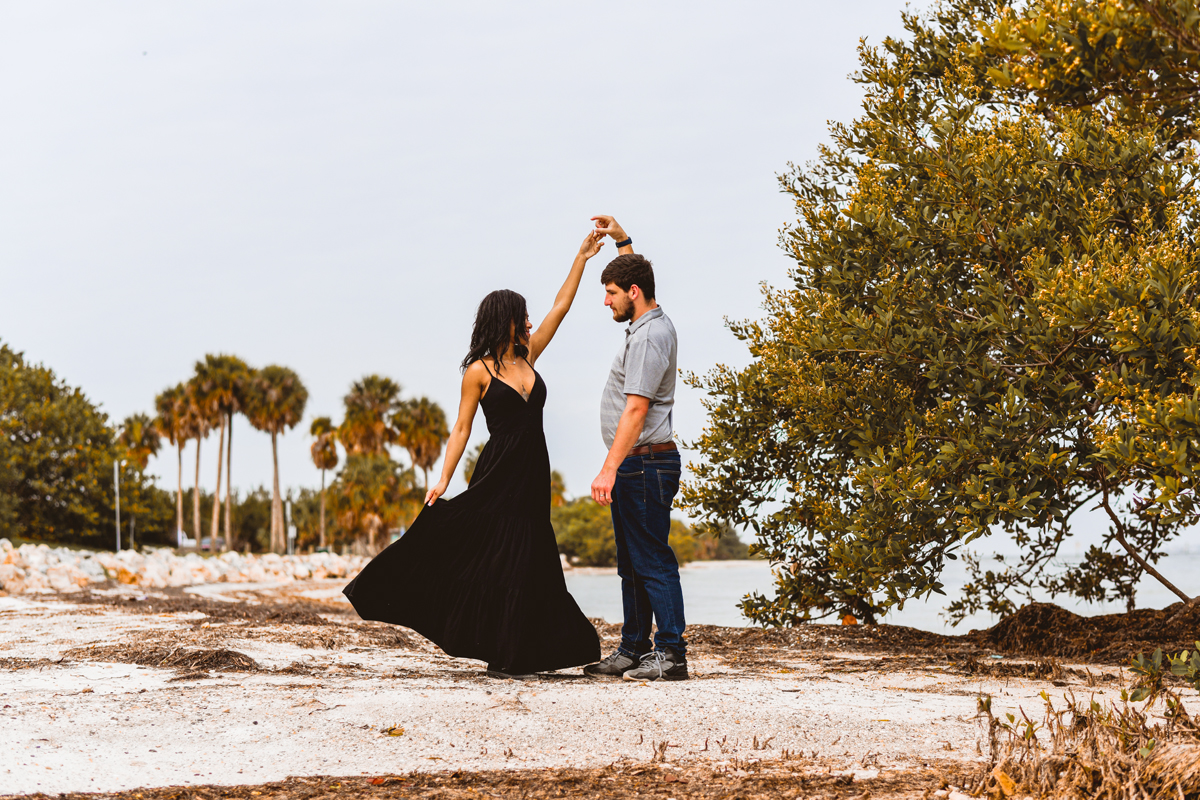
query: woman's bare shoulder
[{"left": 463, "top": 359, "right": 492, "bottom": 385}]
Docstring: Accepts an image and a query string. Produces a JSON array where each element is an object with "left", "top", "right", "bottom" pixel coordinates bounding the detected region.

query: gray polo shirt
[{"left": 600, "top": 306, "right": 677, "bottom": 450}]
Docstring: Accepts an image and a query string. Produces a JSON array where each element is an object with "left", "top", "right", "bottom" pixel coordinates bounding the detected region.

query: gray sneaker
[
  {"left": 622, "top": 649, "right": 688, "bottom": 681},
  {"left": 583, "top": 651, "right": 640, "bottom": 679}
]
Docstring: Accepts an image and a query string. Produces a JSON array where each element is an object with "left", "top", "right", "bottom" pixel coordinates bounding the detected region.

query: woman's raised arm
[
  {"left": 527, "top": 231, "right": 605, "bottom": 362},
  {"left": 424, "top": 361, "right": 488, "bottom": 505}
]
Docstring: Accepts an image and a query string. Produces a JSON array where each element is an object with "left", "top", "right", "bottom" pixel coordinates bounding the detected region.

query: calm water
[{"left": 563, "top": 553, "right": 1200, "bottom": 633}]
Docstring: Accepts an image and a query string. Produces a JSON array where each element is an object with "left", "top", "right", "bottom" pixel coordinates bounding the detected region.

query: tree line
[
  {"left": 2, "top": 339, "right": 753, "bottom": 562},
  {"left": 151, "top": 363, "right": 454, "bottom": 554},
  {"left": 1, "top": 342, "right": 170, "bottom": 547},
  {"left": 0, "top": 343, "right": 453, "bottom": 553}
]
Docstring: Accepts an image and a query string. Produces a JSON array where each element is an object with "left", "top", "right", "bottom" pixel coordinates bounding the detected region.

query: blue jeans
[{"left": 610, "top": 450, "right": 686, "bottom": 657}]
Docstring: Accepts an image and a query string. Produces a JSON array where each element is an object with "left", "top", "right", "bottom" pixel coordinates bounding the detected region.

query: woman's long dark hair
[{"left": 461, "top": 289, "right": 529, "bottom": 374}]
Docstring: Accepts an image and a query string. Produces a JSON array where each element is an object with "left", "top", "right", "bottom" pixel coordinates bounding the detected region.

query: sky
[{"left": 1, "top": 1, "right": 926, "bottom": 511}]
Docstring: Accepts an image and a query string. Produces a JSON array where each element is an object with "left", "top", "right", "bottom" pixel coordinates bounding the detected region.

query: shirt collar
[{"left": 625, "top": 306, "right": 663, "bottom": 338}]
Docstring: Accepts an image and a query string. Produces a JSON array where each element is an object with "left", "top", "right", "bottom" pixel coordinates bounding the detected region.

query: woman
[{"left": 343, "top": 230, "right": 606, "bottom": 677}]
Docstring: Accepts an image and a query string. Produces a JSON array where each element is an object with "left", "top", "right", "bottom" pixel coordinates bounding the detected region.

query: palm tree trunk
[
  {"left": 224, "top": 412, "right": 233, "bottom": 552},
  {"left": 175, "top": 442, "right": 184, "bottom": 546},
  {"left": 271, "top": 429, "right": 283, "bottom": 554},
  {"left": 210, "top": 416, "right": 226, "bottom": 548},
  {"left": 193, "top": 438, "right": 202, "bottom": 544},
  {"left": 319, "top": 468, "right": 326, "bottom": 550}
]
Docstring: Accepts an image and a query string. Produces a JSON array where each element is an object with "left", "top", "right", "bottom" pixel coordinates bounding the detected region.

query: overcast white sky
[{"left": 2, "top": 1, "right": 925, "bottom": 507}]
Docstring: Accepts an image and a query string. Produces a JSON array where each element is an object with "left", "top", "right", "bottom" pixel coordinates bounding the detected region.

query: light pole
[
  {"left": 113, "top": 458, "right": 127, "bottom": 552},
  {"left": 286, "top": 499, "right": 297, "bottom": 555}
]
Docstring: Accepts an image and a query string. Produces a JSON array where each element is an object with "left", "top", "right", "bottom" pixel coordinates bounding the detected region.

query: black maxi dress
[{"left": 342, "top": 362, "right": 600, "bottom": 674}]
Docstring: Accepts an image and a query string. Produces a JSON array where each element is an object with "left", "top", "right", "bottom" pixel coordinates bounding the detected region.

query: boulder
[
  {"left": 0, "top": 563, "right": 26, "bottom": 594},
  {"left": 46, "top": 564, "right": 88, "bottom": 592}
]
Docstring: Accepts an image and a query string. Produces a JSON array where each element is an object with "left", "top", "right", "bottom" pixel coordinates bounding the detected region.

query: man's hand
[
  {"left": 578, "top": 230, "right": 605, "bottom": 260},
  {"left": 591, "top": 468, "right": 616, "bottom": 507},
  {"left": 425, "top": 478, "right": 449, "bottom": 506},
  {"left": 591, "top": 215, "right": 627, "bottom": 242}
]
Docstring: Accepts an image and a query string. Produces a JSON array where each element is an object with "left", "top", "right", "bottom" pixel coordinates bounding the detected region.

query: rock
[
  {"left": 46, "top": 564, "right": 89, "bottom": 592},
  {"left": 0, "top": 563, "right": 26, "bottom": 594},
  {"left": 22, "top": 569, "right": 52, "bottom": 593},
  {"left": 0, "top": 543, "right": 370, "bottom": 595}
]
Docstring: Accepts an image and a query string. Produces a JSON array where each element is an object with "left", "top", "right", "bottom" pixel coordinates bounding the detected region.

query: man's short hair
[{"left": 600, "top": 254, "right": 655, "bottom": 300}]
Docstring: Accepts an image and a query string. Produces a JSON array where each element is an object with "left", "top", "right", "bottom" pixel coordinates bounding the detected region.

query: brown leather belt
[{"left": 627, "top": 441, "right": 677, "bottom": 457}]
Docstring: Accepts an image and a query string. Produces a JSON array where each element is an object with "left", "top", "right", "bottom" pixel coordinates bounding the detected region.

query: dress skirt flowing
[{"left": 342, "top": 367, "right": 600, "bottom": 674}]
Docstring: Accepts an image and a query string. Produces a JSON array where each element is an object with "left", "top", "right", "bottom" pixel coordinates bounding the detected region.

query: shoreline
[{"left": 566, "top": 557, "right": 765, "bottom": 576}]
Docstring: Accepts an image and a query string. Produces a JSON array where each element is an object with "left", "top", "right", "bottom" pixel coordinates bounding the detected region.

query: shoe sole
[
  {"left": 485, "top": 670, "right": 538, "bottom": 681},
  {"left": 582, "top": 670, "right": 626, "bottom": 680},
  {"left": 622, "top": 670, "right": 689, "bottom": 682}
]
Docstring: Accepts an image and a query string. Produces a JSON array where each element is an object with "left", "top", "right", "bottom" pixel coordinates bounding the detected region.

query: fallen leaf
[
  {"left": 992, "top": 767, "right": 1015, "bottom": 796},
  {"left": 368, "top": 778, "right": 385, "bottom": 786}
]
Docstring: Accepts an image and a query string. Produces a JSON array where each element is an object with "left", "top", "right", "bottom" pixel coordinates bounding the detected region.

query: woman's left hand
[{"left": 578, "top": 230, "right": 605, "bottom": 260}]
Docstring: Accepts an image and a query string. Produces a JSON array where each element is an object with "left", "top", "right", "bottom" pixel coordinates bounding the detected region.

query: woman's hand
[
  {"left": 578, "top": 230, "right": 605, "bottom": 260},
  {"left": 425, "top": 478, "right": 449, "bottom": 506}
]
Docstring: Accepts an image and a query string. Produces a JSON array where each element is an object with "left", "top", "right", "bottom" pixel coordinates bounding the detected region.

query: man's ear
[{"left": 628, "top": 284, "right": 641, "bottom": 302}]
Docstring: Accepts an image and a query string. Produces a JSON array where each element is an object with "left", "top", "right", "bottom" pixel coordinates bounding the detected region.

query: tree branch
[{"left": 1099, "top": 483, "right": 1192, "bottom": 604}]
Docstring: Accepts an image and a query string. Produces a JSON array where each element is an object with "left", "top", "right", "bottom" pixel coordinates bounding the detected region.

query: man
[{"left": 583, "top": 214, "right": 687, "bottom": 682}]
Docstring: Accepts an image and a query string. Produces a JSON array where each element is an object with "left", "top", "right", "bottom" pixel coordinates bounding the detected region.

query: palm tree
[
  {"left": 193, "top": 354, "right": 249, "bottom": 551},
  {"left": 117, "top": 413, "right": 161, "bottom": 549},
  {"left": 339, "top": 375, "right": 402, "bottom": 456},
  {"left": 244, "top": 366, "right": 309, "bottom": 554},
  {"left": 330, "top": 454, "right": 419, "bottom": 552},
  {"left": 393, "top": 397, "right": 449, "bottom": 490},
  {"left": 119, "top": 413, "right": 162, "bottom": 471},
  {"left": 184, "top": 377, "right": 211, "bottom": 544},
  {"left": 309, "top": 416, "right": 339, "bottom": 550},
  {"left": 225, "top": 362, "right": 252, "bottom": 551},
  {"left": 154, "top": 384, "right": 189, "bottom": 542}
]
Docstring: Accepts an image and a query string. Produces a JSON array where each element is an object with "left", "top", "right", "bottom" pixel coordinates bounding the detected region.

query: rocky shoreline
[{"left": 0, "top": 539, "right": 368, "bottom": 594}]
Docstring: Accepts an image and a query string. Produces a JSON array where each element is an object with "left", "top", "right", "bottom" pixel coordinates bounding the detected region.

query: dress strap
[
  {"left": 480, "top": 358, "right": 495, "bottom": 378},
  {"left": 521, "top": 354, "right": 535, "bottom": 371}
]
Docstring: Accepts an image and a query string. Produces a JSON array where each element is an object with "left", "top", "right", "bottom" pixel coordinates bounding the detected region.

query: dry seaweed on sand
[
  {"left": 0, "top": 761, "right": 977, "bottom": 800},
  {"left": 64, "top": 643, "right": 261, "bottom": 672},
  {"left": 73, "top": 588, "right": 347, "bottom": 625},
  {"left": 65, "top": 588, "right": 1200, "bottom": 668},
  {"left": 0, "top": 656, "right": 59, "bottom": 670},
  {"left": 973, "top": 601, "right": 1200, "bottom": 664}
]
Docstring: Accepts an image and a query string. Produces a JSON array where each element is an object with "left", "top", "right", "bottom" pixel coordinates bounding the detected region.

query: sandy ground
[{"left": 0, "top": 581, "right": 1139, "bottom": 796}]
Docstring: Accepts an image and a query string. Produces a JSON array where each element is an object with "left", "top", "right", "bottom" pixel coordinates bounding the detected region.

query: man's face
[{"left": 604, "top": 283, "right": 634, "bottom": 323}]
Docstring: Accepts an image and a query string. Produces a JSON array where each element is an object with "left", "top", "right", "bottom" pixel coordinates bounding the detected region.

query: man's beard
[{"left": 611, "top": 302, "right": 633, "bottom": 323}]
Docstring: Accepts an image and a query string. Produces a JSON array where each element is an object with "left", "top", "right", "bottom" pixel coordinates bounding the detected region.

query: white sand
[{"left": 0, "top": 587, "right": 1139, "bottom": 795}]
